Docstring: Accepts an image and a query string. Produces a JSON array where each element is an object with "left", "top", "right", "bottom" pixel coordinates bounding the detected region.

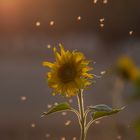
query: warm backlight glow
[
  {"left": 0, "top": 0, "right": 21, "bottom": 26},
  {"left": 0, "top": 0, "right": 19, "bottom": 13}
]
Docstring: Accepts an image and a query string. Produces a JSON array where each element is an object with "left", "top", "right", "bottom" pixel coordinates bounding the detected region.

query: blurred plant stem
[
  {"left": 77, "top": 89, "right": 87, "bottom": 140},
  {"left": 112, "top": 77, "right": 125, "bottom": 107}
]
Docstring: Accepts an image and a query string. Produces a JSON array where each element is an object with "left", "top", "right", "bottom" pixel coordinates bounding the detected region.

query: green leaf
[
  {"left": 88, "top": 104, "right": 112, "bottom": 112},
  {"left": 91, "top": 106, "right": 125, "bottom": 120},
  {"left": 41, "top": 102, "right": 72, "bottom": 117}
]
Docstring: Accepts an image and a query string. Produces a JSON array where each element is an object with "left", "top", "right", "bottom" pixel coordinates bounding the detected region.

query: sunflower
[
  {"left": 43, "top": 44, "right": 93, "bottom": 97},
  {"left": 117, "top": 56, "right": 140, "bottom": 82}
]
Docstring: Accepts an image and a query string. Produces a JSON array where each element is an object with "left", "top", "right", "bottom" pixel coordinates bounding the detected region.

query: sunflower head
[
  {"left": 43, "top": 44, "right": 93, "bottom": 97},
  {"left": 117, "top": 56, "right": 140, "bottom": 82}
]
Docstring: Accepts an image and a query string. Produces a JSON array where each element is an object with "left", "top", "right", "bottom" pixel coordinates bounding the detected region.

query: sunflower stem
[{"left": 77, "top": 89, "right": 87, "bottom": 140}]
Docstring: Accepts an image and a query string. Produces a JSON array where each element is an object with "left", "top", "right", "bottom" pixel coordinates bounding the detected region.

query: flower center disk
[{"left": 58, "top": 63, "right": 77, "bottom": 83}]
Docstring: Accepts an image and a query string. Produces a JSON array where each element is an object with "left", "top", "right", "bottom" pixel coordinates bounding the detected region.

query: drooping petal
[
  {"left": 82, "top": 73, "right": 94, "bottom": 79},
  {"left": 42, "top": 61, "right": 54, "bottom": 68}
]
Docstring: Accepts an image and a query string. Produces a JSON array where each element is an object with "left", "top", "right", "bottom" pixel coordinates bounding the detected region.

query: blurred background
[{"left": 0, "top": 0, "right": 140, "bottom": 140}]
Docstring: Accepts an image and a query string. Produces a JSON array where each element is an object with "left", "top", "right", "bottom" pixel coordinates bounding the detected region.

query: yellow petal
[
  {"left": 84, "top": 80, "right": 92, "bottom": 86},
  {"left": 73, "top": 52, "right": 85, "bottom": 63},
  {"left": 64, "top": 51, "right": 73, "bottom": 63},
  {"left": 42, "top": 61, "right": 54, "bottom": 68},
  {"left": 82, "top": 67, "right": 93, "bottom": 72},
  {"left": 59, "top": 44, "right": 66, "bottom": 56},
  {"left": 53, "top": 47, "right": 61, "bottom": 62},
  {"left": 47, "top": 72, "right": 52, "bottom": 78},
  {"left": 82, "top": 73, "right": 94, "bottom": 79}
]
